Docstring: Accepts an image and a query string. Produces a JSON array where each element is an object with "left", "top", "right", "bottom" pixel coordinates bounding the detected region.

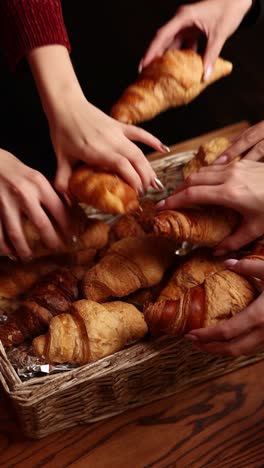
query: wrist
[{"left": 27, "top": 45, "right": 85, "bottom": 121}]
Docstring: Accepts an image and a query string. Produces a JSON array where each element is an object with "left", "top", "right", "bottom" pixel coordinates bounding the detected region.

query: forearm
[
  {"left": 27, "top": 45, "right": 85, "bottom": 122},
  {"left": 0, "top": 0, "right": 70, "bottom": 70}
]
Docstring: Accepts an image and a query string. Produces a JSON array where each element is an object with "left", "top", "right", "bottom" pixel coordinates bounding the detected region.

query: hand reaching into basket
[
  {"left": 139, "top": 0, "right": 252, "bottom": 80},
  {"left": 0, "top": 150, "right": 71, "bottom": 260},
  {"left": 156, "top": 160, "right": 264, "bottom": 254},
  {"left": 185, "top": 258, "right": 264, "bottom": 357}
]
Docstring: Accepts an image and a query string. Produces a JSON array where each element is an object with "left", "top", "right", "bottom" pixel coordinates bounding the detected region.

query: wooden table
[{"left": 1, "top": 121, "right": 264, "bottom": 468}]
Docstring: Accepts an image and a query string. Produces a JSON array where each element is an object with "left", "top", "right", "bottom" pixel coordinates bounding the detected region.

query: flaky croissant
[
  {"left": 111, "top": 50, "right": 233, "bottom": 125},
  {"left": 182, "top": 137, "right": 231, "bottom": 179},
  {"left": 69, "top": 165, "right": 139, "bottom": 215},
  {"left": 144, "top": 270, "right": 256, "bottom": 337},
  {"left": 157, "top": 251, "right": 225, "bottom": 302},
  {"left": 0, "top": 268, "right": 79, "bottom": 348},
  {"left": 153, "top": 207, "right": 239, "bottom": 247},
  {"left": 33, "top": 299, "right": 147, "bottom": 364},
  {"left": 23, "top": 213, "right": 109, "bottom": 259},
  {"left": 83, "top": 236, "right": 177, "bottom": 302}
]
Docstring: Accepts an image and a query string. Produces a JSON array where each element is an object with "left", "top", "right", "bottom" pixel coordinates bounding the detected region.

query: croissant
[
  {"left": 153, "top": 207, "right": 239, "bottom": 247},
  {"left": 111, "top": 49, "right": 233, "bottom": 125},
  {"left": 182, "top": 137, "right": 231, "bottom": 179},
  {"left": 33, "top": 299, "right": 148, "bottom": 364},
  {"left": 69, "top": 165, "right": 139, "bottom": 215},
  {"left": 23, "top": 213, "right": 109, "bottom": 259},
  {"left": 0, "top": 268, "right": 79, "bottom": 348},
  {"left": 157, "top": 251, "right": 225, "bottom": 302},
  {"left": 83, "top": 236, "right": 177, "bottom": 302},
  {"left": 144, "top": 270, "right": 256, "bottom": 337}
]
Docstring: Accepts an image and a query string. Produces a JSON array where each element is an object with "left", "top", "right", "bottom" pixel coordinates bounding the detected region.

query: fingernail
[
  {"left": 160, "top": 144, "right": 170, "bottom": 153},
  {"left": 72, "top": 235, "right": 78, "bottom": 244},
  {"left": 155, "top": 199, "right": 166, "bottom": 209},
  {"left": 185, "top": 334, "right": 199, "bottom": 342},
  {"left": 138, "top": 187, "right": 145, "bottom": 197},
  {"left": 154, "top": 177, "right": 165, "bottom": 191},
  {"left": 138, "top": 61, "right": 143, "bottom": 74},
  {"left": 214, "top": 155, "right": 228, "bottom": 165},
  {"left": 214, "top": 250, "right": 227, "bottom": 257},
  {"left": 203, "top": 65, "right": 212, "bottom": 82},
  {"left": 8, "top": 255, "right": 17, "bottom": 261},
  {"left": 224, "top": 259, "right": 238, "bottom": 267}
]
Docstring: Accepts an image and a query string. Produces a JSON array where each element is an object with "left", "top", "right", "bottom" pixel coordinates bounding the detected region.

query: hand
[
  {"left": 214, "top": 121, "right": 264, "bottom": 165},
  {"left": 0, "top": 150, "right": 71, "bottom": 259},
  {"left": 28, "top": 46, "right": 167, "bottom": 196},
  {"left": 185, "top": 258, "right": 264, "bottom": 357},
  {"left": 156, "top": 160, "right": 264, "bottom": 254},
  {"left": 140, "top": 0, "right": 252, "bottom": 79}
]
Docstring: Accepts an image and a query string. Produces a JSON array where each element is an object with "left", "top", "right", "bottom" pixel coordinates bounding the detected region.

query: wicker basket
[{"left": 0, "top": 150, "right": 263, "bottom": 439}]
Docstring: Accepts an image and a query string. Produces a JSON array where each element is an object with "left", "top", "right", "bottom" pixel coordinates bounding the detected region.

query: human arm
[
  {"left": 185, "top": 257, "right": 264, "bottom": 357},
  {"left": 139, "top": 0, "right": 253, "bottom": 80},
  {"left": 156, "top": 160, "right": 264, "bottom": 254},
  {"left": 0, "top": 149, "right": 71, "bottom": 259}
]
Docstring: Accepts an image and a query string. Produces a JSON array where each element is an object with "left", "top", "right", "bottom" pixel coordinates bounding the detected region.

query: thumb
[
  {"left": 54, "top": 160, "right": 73, "bottom": 195},
  {"left": 214, "top": 222, "right": 259, "bottom": 256},
  {"left": 203, "top": 36, "right": 223, "bottom": 81},
  {"left": 225, "top": 258, "right": 264, "bottom": 281}
]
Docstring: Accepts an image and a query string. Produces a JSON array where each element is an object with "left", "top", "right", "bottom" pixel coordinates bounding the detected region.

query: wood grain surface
[{"left": 1, "top": 122, "right": 263, "bottom": 468}]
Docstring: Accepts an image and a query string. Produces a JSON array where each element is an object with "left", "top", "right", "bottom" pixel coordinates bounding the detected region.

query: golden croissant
[
  {"left": 157, "top": 250, "right": 225, "bottom": 302},
  {"left": 153, "top": 207, "right": 239, "bottom": 247},
  {"left": 33, "top": 299, "right": 148, "bottom": 364},
  {"left": 182, "top": 137, "right": 231, "bottom": 179},
  {"left": 83, "top": 236, "right": 177, "bottom": 302},
  {"left": 69, "top": 165, "right": 139, "bottom": 215},
  {"left": 144, "top": 270, "right": 256, "bottom": 337},
  {"left": 111, "top": 50, "right": 233, "bottom": 124}
]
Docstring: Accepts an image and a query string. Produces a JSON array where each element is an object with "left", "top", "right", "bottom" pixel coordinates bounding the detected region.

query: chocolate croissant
[
  {"left": 153, "top": 207, "right": 239, "bottom": 247},
  {"left": 69, "top": 165, "right": 139, "bottom": 215},
  {"left": 182, "top": 137, "right": 231, "bottom": 179},
  {"left": 0, "top": 268, "right": 79, "bottom": 348},
  {"left": 83, "top": 236, "right": 177, "bottom": 302},
  {"left": 33, "top": 299, "right": 147, "bottom": 364},
  {"left": 111, "top": 50, "right": 233, "bottom": 125},
  {"left": 144, "top": 270, "right": 256, "bottom": 337}
]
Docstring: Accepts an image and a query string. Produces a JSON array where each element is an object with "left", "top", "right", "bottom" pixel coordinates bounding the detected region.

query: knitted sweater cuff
[{"left": 0, "top": 0, "right": 71, "bottom": 70}]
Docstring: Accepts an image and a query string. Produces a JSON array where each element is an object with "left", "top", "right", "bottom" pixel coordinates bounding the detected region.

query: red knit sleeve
[{"left": 0, "top": 0, "right": 71, "bottom": 70}]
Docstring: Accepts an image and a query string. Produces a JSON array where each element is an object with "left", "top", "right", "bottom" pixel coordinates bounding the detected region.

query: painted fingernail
[
  {"left": 138, "top": 187, "right": 145, "bottom": 198},
  {"left": 214, "top": 155, "right": 228, "bottom": 165},
  {"left": 203, "top": 65, "right": 212, "bottom": 82},
  {"left": 8, "top": 255, "right": 17, "bottom": 261},
  {"left": 138, "top": 61, "right": 143, "bottom": 74},
  {"left": 214, "top": 250, "right": 227, "bottom": 257},
  {"left": 185, "top": 334, "right": 199, "bottom": 342},
  {"left": 160, "top": 144, "right": 170, "bottom": 153},
  {"left": 72, "top": 235, "right": 78, "bottom": 244},
  {"left": 224, "top": 259, "right": 238, "bottom": 267},
  {"left": 154, "top": 177, "right": 165, "bottom": 191},
  {"left": 155, "top": 199, "right": 166, "bottom": 209}
]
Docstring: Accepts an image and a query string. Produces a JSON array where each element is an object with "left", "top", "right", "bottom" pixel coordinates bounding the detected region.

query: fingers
[
  {"left": 191, "top": 327, "right": 264, "bottom": 356},
  {"left": 0, "top": 219, "right": 13, "bottom": 257},
  {"left": 54, "top": 159, "right": 73, "bottom": 194},
  {"left": 183, "top": 171, "right": 226, "bottom": 187},
  {"left": 156, "top": 185, "right": 223, "bottom": 210},
  {"left": 214, "top": 221, "right": 261, "bottom": 255},
  {"left": 226, "top": 258, "right": 264, "bottom": 281},
  {"left": 186, "top": 293, "right": 264, "bottom": 345},
  {"left": 140, "top": 13, "right": 187, "bottom": 70},
  {"left": 203, "top": 35, "right": 224, "bottom": 81},
  {"left": 108, "top": 153, "right": 144, "bottom": 194},
  {"left": 124, "top": 124, "right": 169, "bottom": 154},
  {"left": 215, "top": 122, "right": 264, "bottom": 163},
  {"left": 1, "top": 200, "right": 32, "bottom": 258}
]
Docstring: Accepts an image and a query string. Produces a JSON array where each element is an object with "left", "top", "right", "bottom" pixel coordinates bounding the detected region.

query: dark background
[{"left": 0, "top": 0, "right": 263, "bottom": 179}]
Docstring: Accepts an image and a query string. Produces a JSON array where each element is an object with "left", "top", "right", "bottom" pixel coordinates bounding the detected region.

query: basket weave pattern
[{"left": 0, "top": 150, "right": 263, "bottom": 439}]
